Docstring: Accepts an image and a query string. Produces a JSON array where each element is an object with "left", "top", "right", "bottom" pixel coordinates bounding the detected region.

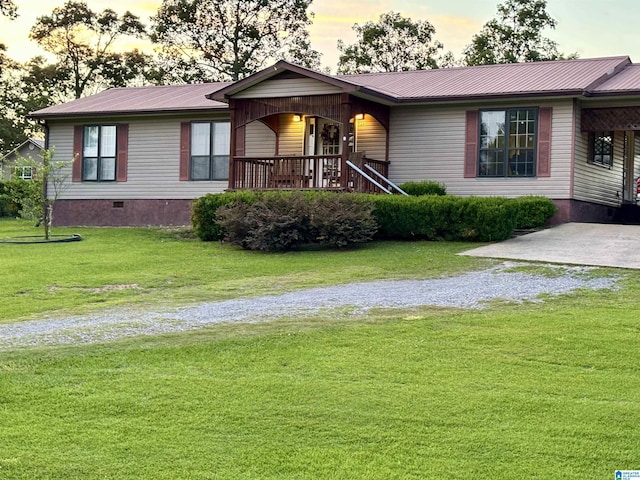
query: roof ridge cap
[
  {"left": 336, "top": 55, "right": 634, "bottom": 79},
  {"left": 583, "top": 57, "right": 632, "bottom": 94}
]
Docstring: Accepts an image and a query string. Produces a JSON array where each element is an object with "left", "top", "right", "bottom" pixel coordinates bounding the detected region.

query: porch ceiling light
[
  {"left": 293, "top": 114, "right": 302, "bottom": 122},
  {"left": 355, "top": 113, "right": 365, "bottom": 120}
]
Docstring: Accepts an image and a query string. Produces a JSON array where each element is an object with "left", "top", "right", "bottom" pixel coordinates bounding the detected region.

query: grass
[
  {"left": 2, "top": 218, "right": 640, "bottom": 479},
  {"left": 0, "top": 218, "right": 489, "bottom": 323}
]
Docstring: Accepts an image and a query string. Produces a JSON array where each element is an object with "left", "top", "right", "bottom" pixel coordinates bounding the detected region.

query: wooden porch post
[
  {"left": 340, "top": 93, "right": 352, "bottom": 188},
  {"left": 228, "top": 98, "right": 237, "bottom": 189}
]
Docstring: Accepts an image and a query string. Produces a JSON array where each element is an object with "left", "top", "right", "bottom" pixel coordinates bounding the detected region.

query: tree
[
  {"left": 0, "top": 55, "right": 80, "bottom": 156},
  {"left": 0, "top": 58, "right": 52, "bottom": 155},
  {"left": 336, "top": 11, "right": 445, "bottom": 74},
  {"left": 9, "top": 149, "right": 74, "bottom": 240},
  {"left": 29, "top": 1, "right": 155, "bottom": 99},
  {"left": 0, "top": 0, "right": 17, "bottom": 76},
  {"left": 150, "top": 0, "right": 321, "bottom": 82},
  {"left": 463, "top": 0, "right": 570, "bottom": 66},
  {"left": 0, "top": 0, "right": 16, "bottom": 19}
]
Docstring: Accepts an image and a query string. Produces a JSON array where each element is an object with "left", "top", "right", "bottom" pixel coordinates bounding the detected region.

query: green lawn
[
  {"left": 1, "top": 219, "right": 640, "bottom": 479},
  {"left": 0, "top": 218, "right": 488, "bottom": 323}
]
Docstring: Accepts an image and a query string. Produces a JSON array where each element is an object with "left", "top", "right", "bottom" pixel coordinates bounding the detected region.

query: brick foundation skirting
[
  {"left": 52, "top": 198, "right": 618, "bottom": 227},
  {"left": 53, "top": 199, "right": 193, "bottom": 226},
  {"left": 549, "top": 199, "right": 617, "bottom": 225}
]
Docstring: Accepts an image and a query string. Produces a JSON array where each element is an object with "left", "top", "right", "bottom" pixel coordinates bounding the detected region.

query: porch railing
[{"left": 230, "top": 154, "right": 390, "bottom": 193}]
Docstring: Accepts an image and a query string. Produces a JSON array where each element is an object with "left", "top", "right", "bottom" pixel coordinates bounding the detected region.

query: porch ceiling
[{"left": 232, "top": 94, "right": 390, "bottom": 131}]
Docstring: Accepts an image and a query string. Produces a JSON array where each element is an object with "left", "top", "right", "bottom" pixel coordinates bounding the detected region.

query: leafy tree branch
[
  {"left": 337, "top": 11, "right": 445, "bottom": 74},
  {"left": 151, "top": 0, "right": 320, "bottom": 82}
]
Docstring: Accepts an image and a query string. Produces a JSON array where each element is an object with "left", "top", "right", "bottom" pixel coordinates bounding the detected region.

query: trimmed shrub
[
  {"left": 192, "top": 190, "right": 548, "bottom": 246},
  {"left": 217, "top": 192, "right": 312, "bottom": 251},
  {"left": 213, "top": 191, "right": 378, "bottom": 251},
  {"left": 191, "top": 191, "right": 259, "bottom": 241},
  {"left": 399, "top": 180, "right": 447, "bottom": 196},
  {"left": 368, "top": 194, "right": 517, "bottom": 242},
  {"left": 510, "top": 196, "right": 557, "bottom": 229},
  {"left": 309, "top": 194, "right": 377, "bottom": 248}
]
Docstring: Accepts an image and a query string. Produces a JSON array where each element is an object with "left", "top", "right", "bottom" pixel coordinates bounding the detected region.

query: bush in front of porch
[
  {"left": 368, "top": 195, "right": 518, "bottom": 241},
  {"left": 192, "top": 192, "right": 556, "bottom": 247},
  {"left": 215, "top": 191, "right": 377, "bottom": 251},
  {"left": 398, "top": 180, "right": 447, "bottom": 196}
]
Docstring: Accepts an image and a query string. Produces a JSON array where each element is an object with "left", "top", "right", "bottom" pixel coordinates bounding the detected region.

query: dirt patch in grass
[{"left": 48, "top": 284, "right": 141, "bottom": 294}]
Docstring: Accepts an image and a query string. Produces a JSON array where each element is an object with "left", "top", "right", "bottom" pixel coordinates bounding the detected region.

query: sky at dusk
[{"left": 1, "top": 0, "right": 639, "bottom": 73}]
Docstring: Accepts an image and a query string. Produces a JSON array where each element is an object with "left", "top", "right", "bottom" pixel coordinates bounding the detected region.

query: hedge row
[
  {"left": 191, "top": 191, "right": 557, "bottom": 244},
  {"left": 509, "top": 196, "right": 558, "bottom": 230},
  {"left": 366, "top": 194, "right": 521, "bottom": 241},
  {"left": 398, "top": 180, "right": 447, "bottom": 196}
]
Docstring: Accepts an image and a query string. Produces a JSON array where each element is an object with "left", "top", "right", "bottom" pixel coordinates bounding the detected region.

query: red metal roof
[
  {"left": 32, "top": 56, "right": 640, "bottom": 119},
  {"left": 32, "top": 82, "right": 231, "bottom": 118},
  {"left": 338, "top": 56, "right": 631, "bottom": 101},
  {"left": 589, "top": 64, "right": 640, "bottom": 94}
]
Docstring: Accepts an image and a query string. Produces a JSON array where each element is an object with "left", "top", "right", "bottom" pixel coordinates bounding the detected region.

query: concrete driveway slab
[{"left": 460, "top": 223, "right": 640, "bottom": 269}]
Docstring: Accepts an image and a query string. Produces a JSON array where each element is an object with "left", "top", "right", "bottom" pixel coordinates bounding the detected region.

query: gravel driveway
[{"left": 0, "top": 262, "right": 619, "bottom": 350}]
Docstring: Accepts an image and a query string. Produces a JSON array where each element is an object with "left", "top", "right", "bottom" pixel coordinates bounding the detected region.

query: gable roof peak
[{"left": 207, "top": 60, "right": 361, "bottom": 101}]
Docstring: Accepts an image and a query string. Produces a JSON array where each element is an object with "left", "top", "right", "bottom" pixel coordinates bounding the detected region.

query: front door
[{"left": 317, "top": 118, "right": 341, "bottom": 155}]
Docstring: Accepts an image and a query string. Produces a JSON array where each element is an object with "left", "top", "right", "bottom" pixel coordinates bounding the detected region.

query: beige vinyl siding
[
  {"left": 49, "top": 114, "right": 230, "bottom": 200},
  {"left": 573, "top": 104, "right": 623, "bottom": 207},
  {"left": 278, "top": 115, "right": 304, "bottom": 155},
  {"left": 245, "top": 120, "right": 276, "bottom": 156},
  {"left": 233, "top": 78, "right": 342, "bottom": 98},
  {"left": 355, "top": 114, "right": 386, "bottom": 160},
  {"left": 388, "top": 100, "right": 574, "bottom": 198},
  {"left": 634, "top": 135, "right": 640, "bottom": 191}
]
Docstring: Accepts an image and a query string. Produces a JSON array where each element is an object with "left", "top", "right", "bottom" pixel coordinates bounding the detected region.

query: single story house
[
  {"left": 31, "top": 56, "right": 640, "bottom": 226},
  {"left": 1, "top": 138, "right": 45, "bottom": 180}
]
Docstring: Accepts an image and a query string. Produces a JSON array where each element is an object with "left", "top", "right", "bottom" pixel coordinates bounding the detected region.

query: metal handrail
[
  {"left": 363, "top": 164, "right": 408, "bottom": 196},
  {"left": 346, "top": 160, "right": 392, "bottom": 194}
]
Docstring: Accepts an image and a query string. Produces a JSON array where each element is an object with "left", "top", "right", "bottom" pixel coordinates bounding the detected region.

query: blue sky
[{"left": 1, "top": 0, "right": 638, "bottom": 71}]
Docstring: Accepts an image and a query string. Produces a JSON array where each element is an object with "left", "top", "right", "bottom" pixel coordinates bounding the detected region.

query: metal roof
[
  {"left": 589, "top": 64, "right": 640, "bottom": 94},
  {"left": 32, "top": 82, "right": 231, "bottom": 118},
  {"left": 338, "top": 56, "right": 631, "bottom": 101},
  {"left": 31, "top": 56, "right": 640, "bottom": 119}
]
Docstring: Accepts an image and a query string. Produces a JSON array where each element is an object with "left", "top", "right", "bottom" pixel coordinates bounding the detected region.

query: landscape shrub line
[
  {"left": 191, "top": 191, "right": 557, "bottom": 247},
  {"left": 398, "top": 180, "right": 447, "bottom": 196},
  {"left": 216, "top": 192, "right": 377, "bottom": 251}
]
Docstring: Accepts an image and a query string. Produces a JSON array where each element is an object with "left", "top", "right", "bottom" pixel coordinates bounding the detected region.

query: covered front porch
[
  {"left": 580, "top": 105, "right": 640, "bottom": 223},
  {"left": 582, "top": 106, "right": 640, "bottom": 203},
  {"left": 230, "top": 153, "right": 389, "bottom": 192},
  {"left": 226, "top": 90, "right": 391, "bottom": 193}
]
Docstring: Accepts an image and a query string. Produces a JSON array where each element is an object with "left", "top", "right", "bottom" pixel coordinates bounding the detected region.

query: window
[
  {"left": 14, "top": 166, "right": 34, "bottom": 180},
  {"left": 590, "top": 131, "right": 613, "bottom": 168},
  {"left": 190, "top": 122, "right": 230, "bottom": 180},
  {"left": 479, "top": 108, "right": 538, "bottom": 177},
  {"left": 82, "top": 125, "right": 117, "bottom": 181}
]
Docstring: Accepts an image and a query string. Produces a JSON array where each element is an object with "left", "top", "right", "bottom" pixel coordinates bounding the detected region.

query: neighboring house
[
  {"left": 1, "top": 138, "right": 45, "bottom": 180},
  {"left": 30, "top": 56, "right": 640, "bottom": 226}
]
